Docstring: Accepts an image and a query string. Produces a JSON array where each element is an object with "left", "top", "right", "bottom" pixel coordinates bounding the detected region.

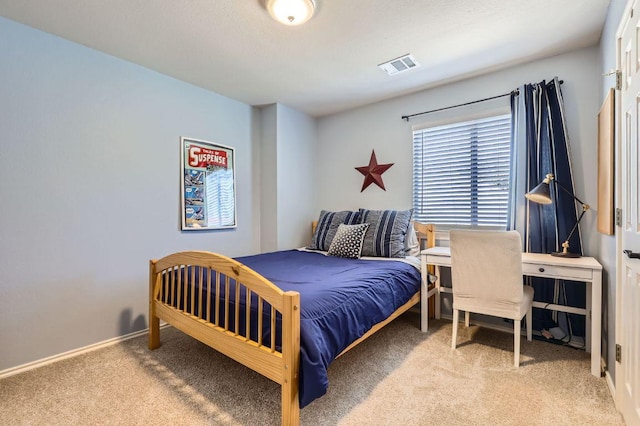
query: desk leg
[
  {"left": 589, "top": 274, "right": 603, "bottom": 377},
  {"left": 585, "top": 281, "right": 592, "bottom": 354},
  {"left": 420, "top": 285, "right": 429, "bottom": 332},
  {"left": 435, "top": 265, "right": 441, "bottom": 320},
  {"left": 421, "top": 254, "right": 428, "bottom": 332}
]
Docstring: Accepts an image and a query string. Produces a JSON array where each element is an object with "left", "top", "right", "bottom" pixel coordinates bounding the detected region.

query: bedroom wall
[
  {"left": 260, "top": 105, "right": 278, "bottom": 252},
  {"left": 316, "top": 47, "right": 601, "bottom": 257},
  {"left": 275, "top": 104, "right": 316, "bottom": 249},
  {"left": 259, "top": 104, "right": 316, "bottom": 252},
  {"left": 0, "top": 17, "right": 261, "bottom": 371}
]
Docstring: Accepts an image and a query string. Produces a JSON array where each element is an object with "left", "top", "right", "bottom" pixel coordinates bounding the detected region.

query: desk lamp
[{"left": 525, "top": 173, "right": 589, "bottom": 258}]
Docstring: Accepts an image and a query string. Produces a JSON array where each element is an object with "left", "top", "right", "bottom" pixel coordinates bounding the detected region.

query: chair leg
[
  {"left": 514, "top": 319, "right": 521, "bottom": 367},
  {"left": 464, "top": 311, "right": 470, "bottom": 327},
  {"left": 526, "top": 306, "right": 533, "bottom": 341},
  {"left": 451, "top": 309, "right": 459, "bottom": 349}
]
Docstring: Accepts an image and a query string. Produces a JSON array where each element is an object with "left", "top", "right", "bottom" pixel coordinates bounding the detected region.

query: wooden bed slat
[
  {"left": 215, "top": 271, "right": 220, "bottom": 327},
  {"left": 190, "top": 266, "right": 195, "bottom": 315},
  {"left": 258, "top": 297, "right": 264, "bottom": 346},
  {"left": 198, "top": 267, "right": 204, "bottom": 318},
  {"left": 225, "top": 277, "right": 230, "bottom": 331},
  {"left": 270, "top": 306, "right": 276, "bottom": 353},
  {"left": 169, "top": 266, "right": 175, "bottom": 306},
  {"left": 176, "top": 265, "right": 184, "bottom": 312},
  {"left": 234, "top": 281, "right": 240, "bottom": 336},
  {"left": 161, "top": 271, "right": 166, "bottom": 304},
  {"left": 206, "top": 269, "right": 212, "bottom": 322},
  {"left": 245, "top": 288, "right": 251, "bottom": 341}
]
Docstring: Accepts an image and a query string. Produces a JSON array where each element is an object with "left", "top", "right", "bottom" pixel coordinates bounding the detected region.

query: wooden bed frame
[{"left": 148, "top": 222, "right": 436, "bottom": 425}]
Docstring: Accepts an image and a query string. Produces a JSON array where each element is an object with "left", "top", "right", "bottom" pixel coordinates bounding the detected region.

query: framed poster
[
  {"left": 597, "top": 89, "right": 614, "bottom": 235},
  {"left": 180, "top": 137, "right": 237, "bottom": 230}
]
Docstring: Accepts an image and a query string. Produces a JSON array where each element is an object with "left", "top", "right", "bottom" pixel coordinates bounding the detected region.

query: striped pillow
[
  {"left": 309, "top": 210, "right": 361, "bottom": 251},
  {"left": 358, "top": 209, "right": 413, "bottom": 258}
]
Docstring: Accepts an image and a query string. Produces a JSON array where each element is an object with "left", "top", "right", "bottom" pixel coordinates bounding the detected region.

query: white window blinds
[{"left": 412, "top": 114, "right": 512, "bottom": 227}]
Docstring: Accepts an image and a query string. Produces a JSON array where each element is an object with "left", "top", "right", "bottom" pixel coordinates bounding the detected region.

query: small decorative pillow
[
  {"left": 358, "top": 208, "right": 413, "bottom": 258},
  {"left": 309, "top": 210, "right": 361, "bottom": 251},
  {"left": 327, "top": 223, "right": 370, "bottom": 259}
]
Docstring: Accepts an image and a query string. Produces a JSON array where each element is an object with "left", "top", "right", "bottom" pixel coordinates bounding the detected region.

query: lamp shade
[
  {"left": 266, "top": 0, "right": 316, "bottom": 26},
  {"left": 525, "top": 180, "right": 552, "bottom": 204},
  {"left": 524, "top": 173, "right": 589, "bottom": 257}
]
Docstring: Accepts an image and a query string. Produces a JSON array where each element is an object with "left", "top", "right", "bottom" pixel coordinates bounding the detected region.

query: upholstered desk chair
[{"left": 449, "top": 230, "right": 534, "bottom": 367}]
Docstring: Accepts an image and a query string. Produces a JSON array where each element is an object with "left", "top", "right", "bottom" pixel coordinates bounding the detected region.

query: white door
[{"left": 617, "top": 1, "right": 640, "bottom": 424}]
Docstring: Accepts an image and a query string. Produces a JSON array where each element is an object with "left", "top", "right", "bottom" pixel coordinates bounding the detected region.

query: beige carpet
[{"left": 0, "top": 312, "right": 623, "bottom": 425}]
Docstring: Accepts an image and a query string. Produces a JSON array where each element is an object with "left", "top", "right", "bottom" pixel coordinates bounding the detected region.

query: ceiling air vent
[{"left": 378, "top": 54, "right": 420, "bottom": 76}]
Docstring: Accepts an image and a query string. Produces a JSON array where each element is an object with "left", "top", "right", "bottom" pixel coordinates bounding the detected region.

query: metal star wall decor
[{"left": 355, "top": 150, "right": 394, "bottom": 192}]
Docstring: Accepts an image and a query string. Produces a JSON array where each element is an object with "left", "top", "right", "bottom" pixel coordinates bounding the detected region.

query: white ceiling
[{"left": 0, "top": 0, "right": 611, "bottom": 117}]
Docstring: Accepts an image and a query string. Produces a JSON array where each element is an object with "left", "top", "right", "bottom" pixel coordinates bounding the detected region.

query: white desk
[{"left": 422, "top": 246, "right": 603, "bottom": 377}]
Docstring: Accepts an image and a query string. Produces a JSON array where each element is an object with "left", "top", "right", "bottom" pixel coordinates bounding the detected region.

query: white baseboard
[
  {"left": 601, "top": 356, "right": 616, "bottom": 402},
  {"left": 605, "top": 368, "right": 616, "bottom": 403},
  {"left": 0, "top": 324, "right": 169, "bottom": 380}
]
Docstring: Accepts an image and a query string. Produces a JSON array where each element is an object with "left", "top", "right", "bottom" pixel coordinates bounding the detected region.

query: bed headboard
[
  {"left": 413, "top": 221, "right": 435, "bottom": 250},
  {"left": 310, "top": 220, "right": 435, "bottom": 251}
]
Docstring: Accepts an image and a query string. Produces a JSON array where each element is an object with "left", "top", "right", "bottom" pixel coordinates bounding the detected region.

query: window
[{"left": 412, "top": 114, "right": 512, "bottom": 228}]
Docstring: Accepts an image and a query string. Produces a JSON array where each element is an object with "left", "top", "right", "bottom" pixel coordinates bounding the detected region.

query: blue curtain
[{"left": 509, "top": 78, "right": 586, "bottom": 342}]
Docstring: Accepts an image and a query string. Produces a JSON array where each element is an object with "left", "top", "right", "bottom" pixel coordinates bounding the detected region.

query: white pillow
[{"left": 405, "top": 226, "right": 420, "bottom": 257}]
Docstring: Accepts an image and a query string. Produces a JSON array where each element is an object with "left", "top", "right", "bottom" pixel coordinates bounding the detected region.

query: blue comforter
[{"left": 235, "top": 249, "right": 421, "bottom": 408}]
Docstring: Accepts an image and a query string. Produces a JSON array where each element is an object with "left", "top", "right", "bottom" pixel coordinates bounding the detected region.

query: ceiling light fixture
[{"left": 266, "top": 0, "right": 316, "bottom": 26}]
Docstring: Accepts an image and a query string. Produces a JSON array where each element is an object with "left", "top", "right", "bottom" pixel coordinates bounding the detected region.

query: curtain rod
[{"left": 401, "top": 80, "right": 563, "bottom": 122}]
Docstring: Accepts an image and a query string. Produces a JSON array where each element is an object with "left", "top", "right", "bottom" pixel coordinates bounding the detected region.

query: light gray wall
[
  {"left": 0, "top": 17, "right": 260, "bottom": 370},
  {"left": 260, "top": 104, "right": 317, "bottom": 251},
  {"left": 275, "top": 104, "right": 316, "bottom": 249},
  {"left": 598, "top": 0, "right": 627, "bottom": 385},
  {"left": 260, "top": 104, "right": 278, "bottom": 252},
  {"left": 317, "top": 47, "right": 601, "bottom": 257}
]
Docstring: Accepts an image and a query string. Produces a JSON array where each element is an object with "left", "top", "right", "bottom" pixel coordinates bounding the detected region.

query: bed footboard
[{"left": 148, "top": 251, "right": 300, "bottom": 425}]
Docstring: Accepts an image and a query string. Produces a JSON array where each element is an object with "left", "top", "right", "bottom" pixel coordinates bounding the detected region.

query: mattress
[{"left": 235, "top": 249, "right": 421, "bottom": 407}]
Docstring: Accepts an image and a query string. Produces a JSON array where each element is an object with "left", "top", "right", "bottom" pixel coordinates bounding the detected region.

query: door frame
[
  {"left": 614, "top": 0, "right": 626, "bottom": 401},
  {"left": 615, "top": 2, "right": 639, "bottom": 424}
]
